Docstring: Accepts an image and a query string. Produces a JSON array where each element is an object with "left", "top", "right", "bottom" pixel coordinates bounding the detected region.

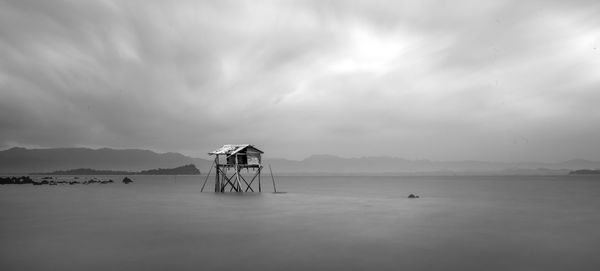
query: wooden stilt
[
  {"left": 218, "top": 167, "right": 237, "bottom": 192},
  {"left": 238, "top": 174, "right": 253, "bottom": 192},
  {"left": 221, "top": 167, "right": 227, "bottom": 192},
  {"left": 214, "top": 156, "right": 220, "bottom": 192},
  {"left": 238, "top": 174, "right": 249, "bottom": 190},
  {"left": 234, "top": 154, "right": 241, "bottom": 192},
  {"left": 245, "top": 169, "right": 261, "bottom": 192},
  {"left": 258, "top": 166, "right": 262, "bottom": 192}
]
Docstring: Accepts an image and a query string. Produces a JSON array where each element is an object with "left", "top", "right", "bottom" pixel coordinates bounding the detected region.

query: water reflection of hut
[{"left": 208, "top": 144, "right": 264, "bottom": 192}]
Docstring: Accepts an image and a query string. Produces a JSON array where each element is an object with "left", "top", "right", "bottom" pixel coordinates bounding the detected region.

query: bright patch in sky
[{"left": 327, "top": 26, "right": 405, "bottom": 75}]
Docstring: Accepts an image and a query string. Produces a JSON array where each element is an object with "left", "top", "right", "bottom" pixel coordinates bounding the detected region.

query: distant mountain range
[
  {"left": 0, "top": 147, "right": 211, "bottom": 174},
  {"left": 266, "top": 155, "right": 600, "bottom": 175},
  {"left": 1, "top": 147, "right": 600, "bottom": 175},
  {"left": 33, "top": 164, "right": 201, "bottom": 175}
]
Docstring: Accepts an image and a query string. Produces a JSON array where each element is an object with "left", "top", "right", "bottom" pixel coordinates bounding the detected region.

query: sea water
[{"left": 1, "top": 175, "right": 599, "bottom": 270}]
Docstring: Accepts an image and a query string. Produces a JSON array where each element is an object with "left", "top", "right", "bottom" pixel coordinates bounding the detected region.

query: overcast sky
[{"left": 1, "top": 0, "right": 599, "bottom": 161}]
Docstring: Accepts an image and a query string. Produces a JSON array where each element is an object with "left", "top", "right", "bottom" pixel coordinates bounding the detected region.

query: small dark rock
[
  {"left": 16, "top": 176, "right": 34, "bottom": 184},
  {"left": 408, "top": 194, "right": 420, "bottom": 199},
  {"left": 122, "top": 177, "right": 133, "bottom": 184}
]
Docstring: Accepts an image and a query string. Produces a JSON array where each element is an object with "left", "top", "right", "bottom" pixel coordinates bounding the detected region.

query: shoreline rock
[{"left": 1, "top": 176, "right": 123, "bottom": 186}]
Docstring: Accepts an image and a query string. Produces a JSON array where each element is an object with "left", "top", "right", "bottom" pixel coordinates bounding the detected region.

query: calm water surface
[{"left": 1, "top": 175, "right": 599, "bottom": 270}]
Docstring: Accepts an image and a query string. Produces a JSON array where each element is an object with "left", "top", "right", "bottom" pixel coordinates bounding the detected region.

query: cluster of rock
[
  {"left": 76, "top": 178, "right": 115, "bottom": 185},
  {"left": 0, "top": 176, "right": 134, "bottom": 185},
  {"left": 408, "top": 194, "right": 421, "bottom": 199},
  {"left": 0, "top": 176, "right": 35, "bottom": 185}
]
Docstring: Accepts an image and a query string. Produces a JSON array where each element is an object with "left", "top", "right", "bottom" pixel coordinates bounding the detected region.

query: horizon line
[{"left": 2, "top": 146, "right": 598, "bottom": 165}]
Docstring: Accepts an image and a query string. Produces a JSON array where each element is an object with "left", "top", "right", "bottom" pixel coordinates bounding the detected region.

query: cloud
[{"left": 0, "top": 0, "right": 599, "bottom": 161}]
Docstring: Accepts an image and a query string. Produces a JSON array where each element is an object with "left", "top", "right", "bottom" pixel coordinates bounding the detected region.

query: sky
[{"left": 0, "top": 0, "right": 599, "bottom": 162}]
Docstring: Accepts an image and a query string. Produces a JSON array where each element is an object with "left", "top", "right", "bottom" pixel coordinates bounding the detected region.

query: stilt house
[{"left": 208, "top": 144, "right": 264, "bottom": 192}]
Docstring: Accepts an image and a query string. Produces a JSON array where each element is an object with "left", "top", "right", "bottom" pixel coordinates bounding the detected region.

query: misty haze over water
[{"left": 1, "top": 175, "right": 600, "bottom": 270}]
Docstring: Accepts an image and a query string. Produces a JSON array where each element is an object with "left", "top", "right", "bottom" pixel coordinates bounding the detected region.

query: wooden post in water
[
  {"left": 269, "top": 164, "right": 277, "bottom": 193},
  {"left": 201, "top": 160, "right": 215, "bottom": 192}
]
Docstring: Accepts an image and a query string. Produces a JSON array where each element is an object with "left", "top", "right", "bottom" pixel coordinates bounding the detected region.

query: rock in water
[
  {"left": 122, "top": 177, "right": 133, "bottom": 184},
  {"left": 408, "top": 194, "right": 420, "bottom": 199}
]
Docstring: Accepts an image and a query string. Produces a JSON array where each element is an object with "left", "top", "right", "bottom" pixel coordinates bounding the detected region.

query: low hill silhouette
[
  {"left": 0, "top": 147, "right": 212, "bottom": 174},
  {"left": 34, "top": 164, "right": 201, "bottom": 175},
  {"left": 569, "top": 169, "right": 600, "bottom": 175}
]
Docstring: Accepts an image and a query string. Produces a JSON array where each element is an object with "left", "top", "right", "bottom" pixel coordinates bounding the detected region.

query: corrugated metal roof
[{"left": 208, "top": 144, "right": 263, "bottom": 156}]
